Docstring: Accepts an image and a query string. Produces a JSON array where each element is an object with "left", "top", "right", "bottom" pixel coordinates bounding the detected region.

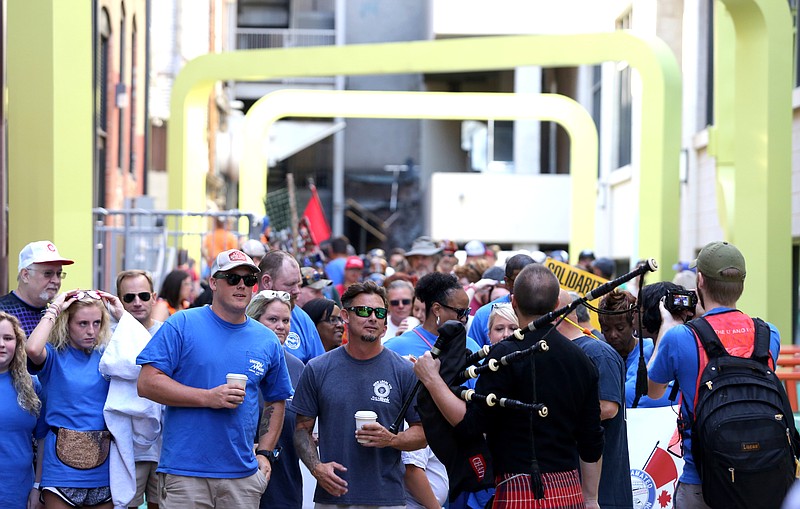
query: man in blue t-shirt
[
  {"left": 258, "top": 250, "right": 325, "bottom": 363},
  {"left": 137, "top": 250, "right": 293, "bottom": 509},
  {"left": 648, "top": 241, "right": 782, "bottom": 508},
  {"left": 293, "top": 281, "right": 426, "bottom": 507}
]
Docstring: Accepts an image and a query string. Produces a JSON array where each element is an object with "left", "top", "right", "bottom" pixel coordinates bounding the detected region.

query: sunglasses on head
[
  {"left": 347, "top": 306, "right": 388, "bottom": 320},
  {"left": 218, "top": 273, "right": 259, "bottom": 287},
  {"left": 70, "top": 290, "right": 101, "bottom": 301},
  {"left": 256, "top": 290, "right": 292, "bottom": 303},
  {"left": 438, "top": 302, "right": 470, "bottom": 320},
  {"left": 303, "top": 271, "right": 322, "bottom": 285},
  {"left": 122, "top": 292, "right": 152, "bottom": 303},
  {"left": 389, "top": 299, "right": 412, "bottom": 307}
]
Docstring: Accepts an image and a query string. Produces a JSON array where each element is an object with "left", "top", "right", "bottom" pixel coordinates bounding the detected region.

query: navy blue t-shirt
[
  {"left": 574, "top": 336, "right": 633, "bottom": 509},
  {"left": 260, "top": 352, "right": 305, "bottom": 508}
]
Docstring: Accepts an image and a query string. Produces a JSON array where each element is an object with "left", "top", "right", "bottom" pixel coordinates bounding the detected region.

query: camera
[{"left": 665, "top": 289, "right": 697, "bottom": 314}]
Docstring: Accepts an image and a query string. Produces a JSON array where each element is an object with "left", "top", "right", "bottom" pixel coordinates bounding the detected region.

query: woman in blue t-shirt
[
  {"left": 26, "top": 290, "right": 118, "bottom": 509},
  {"left": 0, "top": 311, "right": 45, "bottom": 509}
]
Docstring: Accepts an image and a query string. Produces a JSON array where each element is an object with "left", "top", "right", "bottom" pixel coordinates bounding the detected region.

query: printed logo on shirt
[
  {"left": 285, "top": 332, "right": 301, "bottom": 350},
  {"left": 371, "top": 380, "right": 393, "bottom": 403},
  {"left": 248, "top": 357, "right": 266, "bottom": 377}
]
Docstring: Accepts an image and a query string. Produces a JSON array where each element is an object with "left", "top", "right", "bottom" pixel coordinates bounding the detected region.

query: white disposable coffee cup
[
  {"left": 226, "top": 373, "right": 248, "bottom": 389},
  {"left": 354, "top": 410, "right": 378, "bottom": 444}
]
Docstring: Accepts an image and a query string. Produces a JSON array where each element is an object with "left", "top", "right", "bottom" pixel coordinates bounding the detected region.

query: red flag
[
  {"left": 302, "top": 185, "right": 331, "bottom": 245},
  {"left": 644, "top": 446, "right": 679, "bottom": 489}
]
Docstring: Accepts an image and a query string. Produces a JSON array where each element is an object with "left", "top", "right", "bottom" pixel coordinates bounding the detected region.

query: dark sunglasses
[
  {"left": 438, "top": 302, "right": 470, "bottom": 320},
  {"left": 122, "top": 292, "right": 152, "bottom": 303},
  {"left": 347, "top": 306, "right": 388, "bottom": 319},
  {"left": 218, "top": 273, "right": 259, "bottom": 287},
  {"left": 389, "top": 299, "right": 412, "bottom": 307}
]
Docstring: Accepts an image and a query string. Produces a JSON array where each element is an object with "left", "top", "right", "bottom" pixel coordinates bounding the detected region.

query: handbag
[{"left": 53, "top": 427, "right": 113, "bottom": 470}]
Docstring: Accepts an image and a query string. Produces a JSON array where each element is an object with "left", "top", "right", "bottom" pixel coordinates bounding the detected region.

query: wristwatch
[{"left": 256, "top": 447, "right": 281, "bottom": 465}]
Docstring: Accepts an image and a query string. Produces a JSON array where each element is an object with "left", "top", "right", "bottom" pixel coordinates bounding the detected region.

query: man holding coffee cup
[
  {"left": 137, "top": 250, "right": 293, "bottom": 509},
  {"left": 292, "top": 281, "right": 426, "bottom": 507}
]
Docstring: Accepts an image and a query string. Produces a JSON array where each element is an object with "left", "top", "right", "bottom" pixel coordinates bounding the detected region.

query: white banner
[{"left": 627, "top": 406, "right": 685, "bottom": 509}]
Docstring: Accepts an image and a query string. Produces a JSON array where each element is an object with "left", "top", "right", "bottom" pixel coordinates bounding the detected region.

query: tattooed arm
[
  {"left": 294, "top": 414, "right": 349, "bottom": 497},
  {"left": 255, "top": 400, "right": 285, "bottom": 481}
]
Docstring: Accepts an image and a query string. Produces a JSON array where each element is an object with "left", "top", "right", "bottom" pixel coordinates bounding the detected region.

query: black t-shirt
[{"left": 458, "top": 326, "right": 604, "bottom": 475}]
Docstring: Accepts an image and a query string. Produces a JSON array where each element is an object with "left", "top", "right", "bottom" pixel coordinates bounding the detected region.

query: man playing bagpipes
[{"left": 413, "top": 263, "right": 605, "bottom": 509}]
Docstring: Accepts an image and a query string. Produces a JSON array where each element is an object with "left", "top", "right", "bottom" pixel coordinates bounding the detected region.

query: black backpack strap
[
  {"left": 685, "top": 317, "right": 728, "bottom": 359},
  {"left": 750, "top": 317, "right": 772, "bottom": 365}
]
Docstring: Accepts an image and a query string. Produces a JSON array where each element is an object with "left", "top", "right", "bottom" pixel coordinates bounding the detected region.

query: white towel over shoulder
[{"left": 99, "top": 312, "right": 163, "bottom": 509}]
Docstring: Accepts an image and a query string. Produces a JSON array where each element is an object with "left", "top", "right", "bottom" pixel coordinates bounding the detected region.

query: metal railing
[
  {"left": 235, "top": 28, "right": 336, "bottom": 51},
  {"left": 92, "top": 208, "right": 260, "bottom": 293}
]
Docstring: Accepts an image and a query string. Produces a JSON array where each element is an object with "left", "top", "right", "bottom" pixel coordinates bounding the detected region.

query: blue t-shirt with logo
[
  {"left": 137, "top": 306, "right": 293, "bottom": 478},
  {"left": 285, "top": 306, "right": 325, "bottom": 364}
]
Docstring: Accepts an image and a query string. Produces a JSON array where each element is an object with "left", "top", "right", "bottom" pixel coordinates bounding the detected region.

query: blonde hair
[
  {"left": 489, "top": 303, "right": 519, "bottom": 330},
  {"left": 246, "top": 291, "right": 291, "bottom": 322},
  {"left": 0, "top": 312, "right": 41, "bottom": 416},
  {"left": 49, "top": 298, "right": 111, "bottom": 351}
]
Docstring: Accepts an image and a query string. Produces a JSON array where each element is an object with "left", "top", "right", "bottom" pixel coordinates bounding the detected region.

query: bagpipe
[{"left": 391, "top": 258, "right": 658, "bottom": 501}]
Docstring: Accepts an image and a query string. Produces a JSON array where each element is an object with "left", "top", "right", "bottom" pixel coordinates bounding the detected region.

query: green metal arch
[
  {"left": 169, "top": 31, "right": 682, "bottom": 277},
  {"left": 240, "top": 90, "right": 598, "bottom": 258}
]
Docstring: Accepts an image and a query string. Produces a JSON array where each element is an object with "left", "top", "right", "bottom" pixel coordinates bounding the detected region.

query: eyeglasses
[
  {"left": 70, "top": 290, "right": 101, "bottom": 301},
  {"left": 437, "top": 302, "right": 470, "bottom": 320},
  {"left": 347, "top": 306, "right": 388, "bottom": 319},
  {"left": 256, "top": 290, "right": 292, "bottom": 302},
  {"left": 217, "top": 273, "right": 259, "bottom": 287},
  {"left": 122, "top": 292, "right": 152, "bottom": 303},
  {"left": 28, "top": 268, "right": 67, "bottom": 280},
  {"left": 389, "top": 299, "right": 412, "bottom": 307},
  {"left": 326, "top": 315, "right": 345, "bottom": 325}
]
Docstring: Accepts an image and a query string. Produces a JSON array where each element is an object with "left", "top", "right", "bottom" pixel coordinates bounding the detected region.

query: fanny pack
[{"left": 52, "top": 427, "right": 113, "bottom": 470}]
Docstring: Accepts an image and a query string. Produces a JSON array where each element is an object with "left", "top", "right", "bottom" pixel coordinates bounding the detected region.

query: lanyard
[{"left": 412, "top": 327, "right": 435, "bottom": 350}]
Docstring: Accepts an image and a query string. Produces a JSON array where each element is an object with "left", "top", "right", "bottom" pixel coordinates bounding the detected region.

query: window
[
  {"left": 615, "top": 10, "right": 633, "bottom": 168},
  {"left": 591, "top": 65, "right": 602, "bottom": 175},
  {"left": 705, "top": 0, "right": 714, "bottom": 126},
  {"left": 792, "top": 0, "right": 800, "bottom": 88},
  {"left": 95, "top": 7, "right": 111, "bottom": 208},
  {"left": 118, "top": 5, "right": 126, "bottom": 172},
  {"left": 129, "top": 17, "right": 137, "bottom": 177}
]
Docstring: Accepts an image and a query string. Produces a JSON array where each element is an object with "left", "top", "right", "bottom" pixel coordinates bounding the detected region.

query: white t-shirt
[
  {"left": 402, "top": 446, "right": 449, "bottom": 509},
  {"left": 382, "top": 316, "right": 421, "bottom": 343}
]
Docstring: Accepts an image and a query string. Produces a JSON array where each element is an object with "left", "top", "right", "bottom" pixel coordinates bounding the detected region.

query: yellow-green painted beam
[
  {"left": 169, "top": 32, "right": 682, "bottom": 279},
  {"left": 6, "top": 0, "right": 93, "bottom": 289},
  {"left": 240, "top": 90, "right": 597, "bottom": 260},
  {"left": 712, "top": 0, "right": 793, "bottom": 335}
]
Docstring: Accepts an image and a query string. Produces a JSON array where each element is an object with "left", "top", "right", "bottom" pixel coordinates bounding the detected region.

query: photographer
[
  {"left": 646, "top": 241, "right": 787, "bottom": 508},
  {"left": 641, "top": 281, "right": 700, "bottom": 340},
  {"left": 598, "top": 283, "right": 696, "bottom": 408}
]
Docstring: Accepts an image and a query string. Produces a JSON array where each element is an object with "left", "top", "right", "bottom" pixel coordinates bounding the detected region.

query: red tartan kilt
[{"left": 493, "top": 470, "right": 584, "bottom": 509}]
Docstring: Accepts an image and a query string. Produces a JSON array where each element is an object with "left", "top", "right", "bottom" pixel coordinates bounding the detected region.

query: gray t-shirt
[{"left": 292, "top": 346, "right": 420, "bottom": 506}]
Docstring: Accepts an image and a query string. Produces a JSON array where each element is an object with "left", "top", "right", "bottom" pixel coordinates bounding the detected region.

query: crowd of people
[{"left": 0, "top": 233, "right": 794, "bottom": 509}]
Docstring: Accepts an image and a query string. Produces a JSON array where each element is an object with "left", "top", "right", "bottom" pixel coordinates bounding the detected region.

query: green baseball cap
[{"left": 689, "top": 241, "right": 746, "bottom": 281}]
